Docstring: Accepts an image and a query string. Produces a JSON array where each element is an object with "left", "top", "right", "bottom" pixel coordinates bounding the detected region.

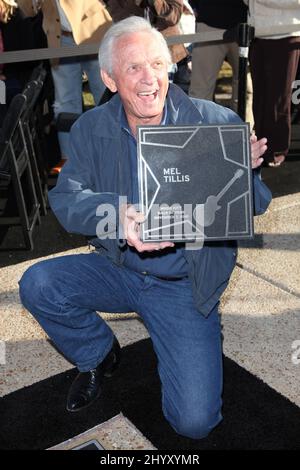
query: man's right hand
[{"left": 120, "top": 204, "right": 174, "bottom": 253}]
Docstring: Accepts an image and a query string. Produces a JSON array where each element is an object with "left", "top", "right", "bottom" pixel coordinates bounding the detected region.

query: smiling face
[{"left": 101, "top": 31, "right": 169, "bottom": 136}]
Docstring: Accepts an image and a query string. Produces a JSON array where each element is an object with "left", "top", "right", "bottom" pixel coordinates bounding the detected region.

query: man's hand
[
  {"left": 120, "top": 204, "right": 174, "bottom": 253},
  {"left": 250, "top": 133, "right": 267, "bottom": 169}
]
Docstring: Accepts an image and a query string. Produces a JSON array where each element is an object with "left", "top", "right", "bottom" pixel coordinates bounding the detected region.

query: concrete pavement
[{"left": 0, "top": 144, "right": 299, "bottom": 449}]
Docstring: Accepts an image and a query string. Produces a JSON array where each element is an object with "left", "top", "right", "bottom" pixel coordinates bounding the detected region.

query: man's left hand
[
  {"left": 250, "top": 134, "right": 267, "bottom": 169},
  {"left": 120, "top": 204, "right": 174, "bottom": 253}
]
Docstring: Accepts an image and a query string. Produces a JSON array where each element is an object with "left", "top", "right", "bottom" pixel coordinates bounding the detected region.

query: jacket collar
[{"left": 92, "top": 84, "right": 204, "bottom": 139}]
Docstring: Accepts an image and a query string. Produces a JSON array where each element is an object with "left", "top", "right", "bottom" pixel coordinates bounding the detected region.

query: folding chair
[
  {"left": 22, "top": 67, "right": 48, "bottom": 215},
  {"left": 0, "top": 94, "right": 40, "bottom": 250}
]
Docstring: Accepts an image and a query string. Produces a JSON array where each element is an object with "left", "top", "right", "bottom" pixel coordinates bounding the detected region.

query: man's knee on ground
[
  {"left": 166, "top": 406, "right": 221, "bottom": 440},
  {"left": 19, "top": 262, "right": 54, "bottom": 308}
]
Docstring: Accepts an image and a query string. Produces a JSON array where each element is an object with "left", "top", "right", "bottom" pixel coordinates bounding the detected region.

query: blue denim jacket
[{"left": 49, "top": 84, "right": 272, "bottom": 316}]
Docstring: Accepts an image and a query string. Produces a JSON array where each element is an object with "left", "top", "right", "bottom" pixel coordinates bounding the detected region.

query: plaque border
[{"left": 137, "top": 123, "right": 253, "bottom": 242}]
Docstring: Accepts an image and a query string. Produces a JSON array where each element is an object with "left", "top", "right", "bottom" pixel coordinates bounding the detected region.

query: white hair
[{"left": 98, "top": 16, "right": 172, "bottom": 75}]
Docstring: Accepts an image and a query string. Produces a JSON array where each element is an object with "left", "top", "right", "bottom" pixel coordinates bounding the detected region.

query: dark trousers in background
[{"left": 249, "top": 36, "right": 300, "bottom": 163}]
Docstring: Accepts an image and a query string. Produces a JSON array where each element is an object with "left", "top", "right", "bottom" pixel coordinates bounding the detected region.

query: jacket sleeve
[
  {"left": 147, "top": 0, "right": 183, "bottom": 26},
  {"left": 48, "top": 120, "right": 120, "bottom": 237},
  {"left": 222, "top": 107, "right": 274, "bottom": 217},
  {"left": 252, "top": 169, "right": 272, "bottom": 215},
  {"left": 215, "top": 106, "right": 272, "bottom": 216},
  {"left": 197, "top": 101, "right": 272, "bottom": 217}
]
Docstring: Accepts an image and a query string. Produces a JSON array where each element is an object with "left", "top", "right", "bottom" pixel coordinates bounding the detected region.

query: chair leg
[
  {"left": 24, "top": 123, "right": 48, "bottom": 216},
  {"left": 23, "top": 226, "right": 34, "bottom": 251}
]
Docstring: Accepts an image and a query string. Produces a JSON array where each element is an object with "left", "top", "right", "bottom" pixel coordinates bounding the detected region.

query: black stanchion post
[{"left": 237, "top": 23, "right": 255, "bottom": 121}]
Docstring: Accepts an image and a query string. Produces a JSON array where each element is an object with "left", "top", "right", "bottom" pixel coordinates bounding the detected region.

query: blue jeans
[
  {"left": 51, "top": 35, "right": 105, "bottom": 158},
  {"left": 19, "top": 253, "right": 223, "bottom": 439}
]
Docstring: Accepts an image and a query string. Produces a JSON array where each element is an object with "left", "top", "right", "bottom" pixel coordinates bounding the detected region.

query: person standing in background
[
  {"left": 18, "top": 0, "right": 112, "bottom": 173},
  {"left": 189, "top": 0, "right": 248, "bottom": 112},
  {"left": 104, "top": 0, "right": 187, "bottom": 67},
  {"left": 0, "top": 0, "right": 43, "bottom": 117},
  {"left": 245, "top": 0, "right": 300, "bottom": 167}
]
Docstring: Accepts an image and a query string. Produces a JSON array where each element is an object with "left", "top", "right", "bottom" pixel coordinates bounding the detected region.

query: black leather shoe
[{"left": 66, "top": 337, "right": 121, "bottom": 412}]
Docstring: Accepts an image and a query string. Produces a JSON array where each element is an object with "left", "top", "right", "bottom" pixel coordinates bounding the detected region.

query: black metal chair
[
  {"left": 22, "top": 67, "right": 48, "bottom": 215},
  {"left": 0, "top": 93, "right": 40, "bottom": 250},
  {"left": 48, "top": 88, "right": 114, "bottom": 187}
]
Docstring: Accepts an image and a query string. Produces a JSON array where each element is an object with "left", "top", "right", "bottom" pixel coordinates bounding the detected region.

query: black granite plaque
[{"left": 137, "top": 124, "right": 253, "bottom": 242}]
